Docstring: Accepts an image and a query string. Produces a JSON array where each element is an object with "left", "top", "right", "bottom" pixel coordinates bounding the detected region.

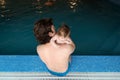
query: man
[{"left": 33, "top": 18, "right": 75, "bottom": 76}]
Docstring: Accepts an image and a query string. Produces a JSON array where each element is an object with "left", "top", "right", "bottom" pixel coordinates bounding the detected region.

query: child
[{"left": 51, "top": 24, "right": 72, "bottom": 46}]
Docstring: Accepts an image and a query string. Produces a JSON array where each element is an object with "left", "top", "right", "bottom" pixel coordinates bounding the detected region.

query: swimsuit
[
  {"left": 39, "top": 57, "right": 71, "bottom": 76},
  {"left": 47, "top": 63, "right": 71, "bottom": 77}
]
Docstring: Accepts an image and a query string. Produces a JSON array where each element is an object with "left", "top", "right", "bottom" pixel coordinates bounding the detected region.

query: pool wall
[{"left": 0, "top": 55, "right": 120, "bottom": 79}]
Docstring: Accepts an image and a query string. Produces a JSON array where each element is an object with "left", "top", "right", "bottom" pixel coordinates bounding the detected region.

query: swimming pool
[{"left": 0, "top": 0, "right": 120, "bottom": 55}]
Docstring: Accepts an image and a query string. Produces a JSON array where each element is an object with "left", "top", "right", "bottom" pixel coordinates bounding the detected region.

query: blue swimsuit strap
[
  {"left": 47, "top": 63, "right": 71, "bottom": 77},
  {"left": 39, "top": 57, "right": 71, "bottom": 77}
]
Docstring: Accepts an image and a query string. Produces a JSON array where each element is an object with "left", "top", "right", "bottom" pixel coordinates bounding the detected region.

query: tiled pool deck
[{"left": 0, "top": 55, "right": 120, "bottom": 80}]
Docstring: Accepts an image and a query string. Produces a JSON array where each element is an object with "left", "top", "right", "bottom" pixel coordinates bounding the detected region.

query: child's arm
[
  {"left": 64, "top": 37, "right": 72, "bottom": 44},
  {"left": 50, "top": 35, "right": 59, "bottom": 47},
  {"left": 50, "top": 35, "right": 66, "bottom": 47}
]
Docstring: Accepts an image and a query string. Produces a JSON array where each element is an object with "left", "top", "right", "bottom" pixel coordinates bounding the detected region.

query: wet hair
[
  {"left": 33, "top": 18, "right": 53, "bottom": 44},
  {"left": 57, "top": 24, "right": 70, "bottom": 37}
]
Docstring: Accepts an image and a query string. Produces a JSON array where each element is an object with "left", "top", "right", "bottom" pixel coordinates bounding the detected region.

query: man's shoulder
[
  {"left": 59, "top": 44, "right": 75, "bottom": 54},
  {"left": 37, "top": 45, "right": 43, "bottom": 53},
  {"left": 37, "top": 44, "right": 44, "bottom": 50},
  {"left": 37, "top": 44, "right": 40, "bottom": 49}
]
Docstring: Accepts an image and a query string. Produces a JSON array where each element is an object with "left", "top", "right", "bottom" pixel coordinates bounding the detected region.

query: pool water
[{"left": 0, "top": 0, "right": 120, "bottom": 55}]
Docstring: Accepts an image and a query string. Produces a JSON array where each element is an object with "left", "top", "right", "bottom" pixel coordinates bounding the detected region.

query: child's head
[{"left": 57, "top": 24, "right": 70, "bottom": 38}]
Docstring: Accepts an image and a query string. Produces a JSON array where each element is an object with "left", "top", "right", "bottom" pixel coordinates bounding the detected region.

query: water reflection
[
  {"left": 32, "top": 0, "right": 43, "bottom": 13},
  {"left": 0, "top": 0, "right": 6, "bottom": 18},
  {"left": 44, "top": 0, "right": 56, "bottom": 6},
  {"left": 0, "top": 0, "right": 6, "bottom": 8},
  {"left": 0, "top": 0, "right": 11, "bottom": 22},
  {"left": 68, "top": 0, "right": 80, "bottom": 12},
  {"left": 32, "top": 0, "right": 56, "bottom": 14}
]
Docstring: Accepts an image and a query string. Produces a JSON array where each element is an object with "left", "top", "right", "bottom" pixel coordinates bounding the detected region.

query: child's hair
[{"left": 57, "top": 24, "right": 70, "bottom": 37}]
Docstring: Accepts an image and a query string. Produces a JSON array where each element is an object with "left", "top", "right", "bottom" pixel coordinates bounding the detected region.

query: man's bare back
[{"left": 37, "top": 40, "right": 75, "bottom": 72}]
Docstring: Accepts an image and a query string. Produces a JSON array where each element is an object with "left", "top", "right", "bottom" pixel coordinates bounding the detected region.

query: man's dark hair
[{"left": 34, "top": 18, "right": 53, "bottom": 44}]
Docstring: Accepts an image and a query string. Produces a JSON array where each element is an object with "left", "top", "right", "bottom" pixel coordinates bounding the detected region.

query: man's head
[
  {"left": 57, "top": 24, "right": 70, "bottom": 38},
  {"left": 34, "top": 18, "right": 56, "bottom": 44}
]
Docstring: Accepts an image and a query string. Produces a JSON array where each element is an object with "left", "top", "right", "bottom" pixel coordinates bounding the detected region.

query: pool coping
[{"left": 0, "top": 72, "right": 120, "bottom": 80}]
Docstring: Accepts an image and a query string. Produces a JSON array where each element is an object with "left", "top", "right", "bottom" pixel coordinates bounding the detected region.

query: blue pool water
[{"left": 0, "top": 0, "right": 120, "bottom": 55}]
